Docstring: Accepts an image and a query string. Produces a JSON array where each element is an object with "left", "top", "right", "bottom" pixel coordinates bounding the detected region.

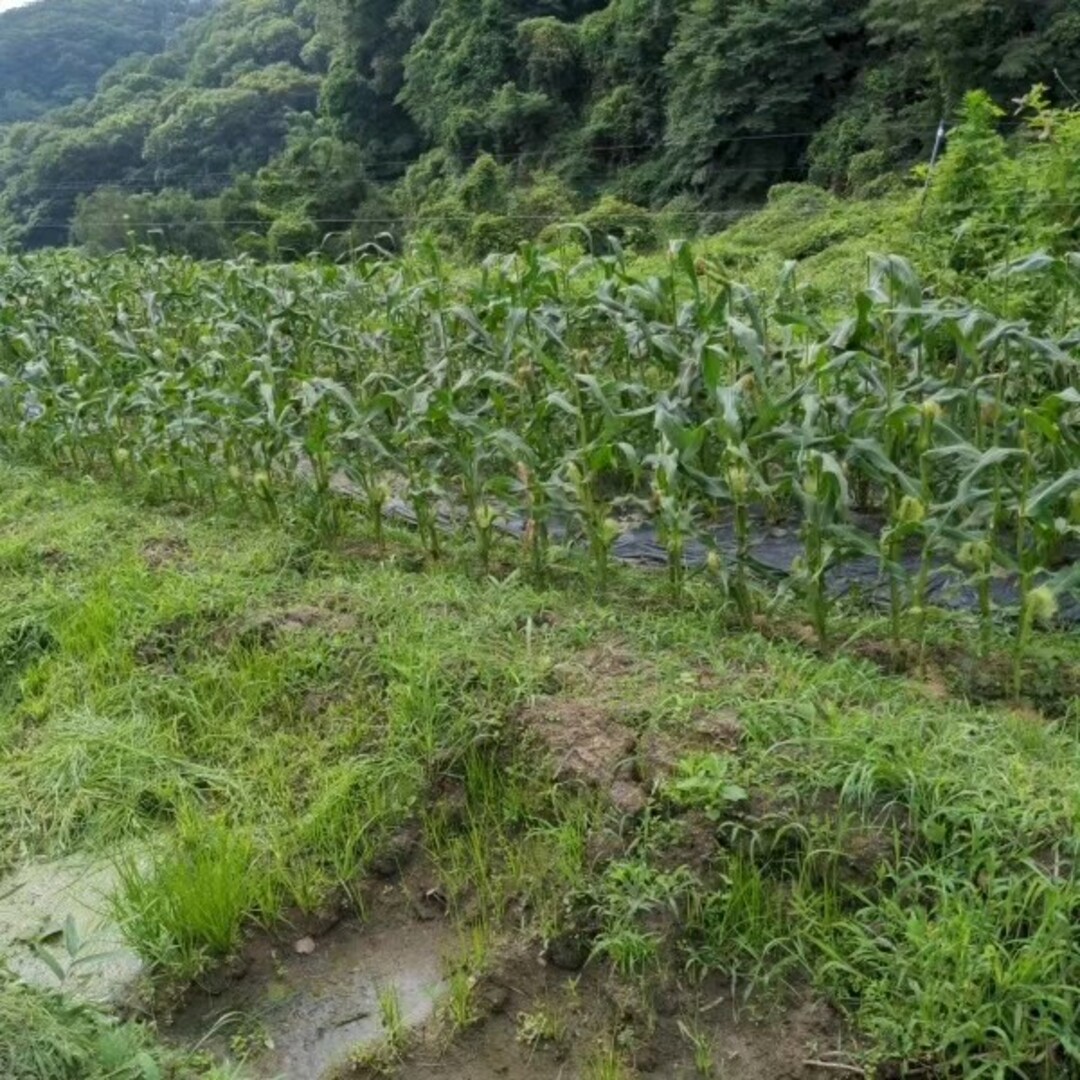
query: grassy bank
[{"left": 1, "top": 460, "right": 1079, "bottom": 1077}]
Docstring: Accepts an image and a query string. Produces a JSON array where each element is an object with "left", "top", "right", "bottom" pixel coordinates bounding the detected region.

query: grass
[
  {"left": 0, "top": 966, "right": 240, "bottom": 1080},
  {"left": 110, "top": 814, "right": 258, "bottom": 981},
  {"left": 1, "top": 459, "right": 1080, "bottom": 1076}
]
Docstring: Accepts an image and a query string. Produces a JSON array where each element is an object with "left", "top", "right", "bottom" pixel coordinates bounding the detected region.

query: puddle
[
  {"left": 0, "top": 855, "right": 144, "bottom": 1006},
  {"left": 168, "top": 912, "right": 449, "bottom": 1080}
]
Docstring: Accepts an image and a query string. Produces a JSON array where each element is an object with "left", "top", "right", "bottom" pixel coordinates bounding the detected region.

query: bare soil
[
  {"left": 140, "top": 535, "right": 192, "bottom": 569},
  {"left": 390, "top": 948, "right": 853, "bottom": 1080}
]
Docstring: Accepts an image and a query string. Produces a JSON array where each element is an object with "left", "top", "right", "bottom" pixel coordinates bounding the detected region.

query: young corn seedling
[
  {"left": 566, "top": 457, "right": 622, "bottom": 591},
  {"left": 1010, "top": 452, "right": 1080, "bottom": 696},
  {"left": 881, "top": 494, "right": 927, "bottom": 661},
  {"left": 388, "top": 376, "right": 445, "bottom": 560},
  {"left": 471, "top": 502, "right": 499, "bottom": 576},
  {"left": 317, "top": 377, "right": 395, "bottom": 550}
]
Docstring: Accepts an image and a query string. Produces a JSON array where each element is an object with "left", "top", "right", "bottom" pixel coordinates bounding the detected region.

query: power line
[
  {"left": 20, "top": 195, "right": 1080, "bottom": 234},
  {"left": 23, "top": 209, "right": 755, "bottom": 230},
  {"left": 0, "top": 120, "right": 976, "bottom": 197},
  {"left": 6, "top": 109, "right": 1060, "bottom": 203},
  {"left": 4, "top": 164, "right": 810, "bottom": 198}
]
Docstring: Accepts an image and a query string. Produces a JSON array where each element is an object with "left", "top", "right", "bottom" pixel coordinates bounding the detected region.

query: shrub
[
  {"left": 267, "top": 212, "right": 318, "bottom": 260},
  {"left": 578, "top": 194, "right": 656, "bottom": 254},
  {"left": 467, "top": 212, "right": 524, "bottom": 258},
  {"left": 656, "top": 194, "right": 702, "bottom": 241}
]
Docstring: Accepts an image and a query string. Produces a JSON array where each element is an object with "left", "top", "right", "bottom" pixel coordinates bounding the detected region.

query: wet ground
[
  {"left": 0, "top": 855, "right": 450, "bottom": 1079},
  {"left": 166, "top": 904, "right": 450, "bottom": 1079},
  {"left": 0, "top": 855, "right": 144, "bottom": 1006}
]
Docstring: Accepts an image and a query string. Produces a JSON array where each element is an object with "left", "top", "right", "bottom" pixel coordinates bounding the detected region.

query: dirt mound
[
  {"left": 520, "top": 695, "right": 743, "bottom": 817},
  {"left": 140, "top": 535, "right": 191, "bottom": 569}
]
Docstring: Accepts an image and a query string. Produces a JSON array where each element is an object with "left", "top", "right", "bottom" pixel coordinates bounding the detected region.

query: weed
[
  {"left": 0, "top": 966, "right": 231, "bottom": 1079},
  {"left": 0, "top": 441, "right": 1079, "bottom": 1079},
  {"left": 677, "top": 1020, "right": 716, "bottom": 1078},
  {"left": 347, "top": 1037, "right": 401, "bottom": 1077},
  {"left": 226, "top": 1013, "right": 274, "bottom": 1062},
  {"left": 583, "top": 1038, "right": 633, "bottom": 1080},
  {"left": 665, "top": 753, "right": 748, "bottom": 822},
  {"left": 376, "top": 983, "right": 406, "bottom": 1051},
  {"left": 516, "top": 1004, "right": 567, "bottom": 1049},
  {"left": 439, "top": 967, "right": 479, "bottom": 1033},
  {"left": 110, "top": 814, "right": 260, "bottom": 981},
  {"left": 28, "top": 914, "right": 118, "bottom": 991}
]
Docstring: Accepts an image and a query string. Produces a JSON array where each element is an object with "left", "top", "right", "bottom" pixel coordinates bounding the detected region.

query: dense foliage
[
  {"left": 1, "top": 0, "right": 1080, "bottom": 255},
  {"left": 0, "top": 0, "right": 208, "bottom": 124},
  {"left": 1, "top": 225, "right": 1077, "bottom": 660}
]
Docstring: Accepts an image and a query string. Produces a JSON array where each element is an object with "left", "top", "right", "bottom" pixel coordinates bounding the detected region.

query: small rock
[
  {"left": 543, "top": 932, "right": 590, "bottom": 972},
  {"left": 477, "top": 977, "right": 510, "bottom": 1014},
  {"left": 293, "top": 936, "right": 317, "bottom": 955},
  {"left": 609, "top": 779, "right": 647, "bottom": 817},
  {"left": 369, "top": 825, "right": 420, "bottom": 879}
]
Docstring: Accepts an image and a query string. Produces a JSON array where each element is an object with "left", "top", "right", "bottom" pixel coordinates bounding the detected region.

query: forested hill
[
  {"left": 0, "top": 0, "right": 212, "bottom": 123},
  {"left": 1, "top": 0, "right": 1079, "bottom": 259}
]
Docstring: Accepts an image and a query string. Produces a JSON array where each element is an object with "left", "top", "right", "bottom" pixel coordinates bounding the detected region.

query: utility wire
[
  {"left": 9, "top": 165, "right": 810, "bottom": 197},
  {"left": 1, "top": 120, "right": 993, "bottom": 195},
  {"left": 3, "top": 111, "right": 1052, "bottom": 201},
  {"left": 19, "top": 196, "right": 1080, "bottom": 233}
]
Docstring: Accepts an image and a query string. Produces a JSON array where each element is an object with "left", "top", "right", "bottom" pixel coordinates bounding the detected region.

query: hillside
[
  {"left": 0, "top": 0, "right": 209, "bottom": 124},
  {"left": 0, "top": 0, "right": 1079, "bottom": 257}
]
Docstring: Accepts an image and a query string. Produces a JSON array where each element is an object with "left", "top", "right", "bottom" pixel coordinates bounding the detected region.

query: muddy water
[
  {"left": 168, "top": 915, "right": 450, "bottom": 1080},
  {"left": 0, "top": 855, "right": 144, "bottom": 1006}
]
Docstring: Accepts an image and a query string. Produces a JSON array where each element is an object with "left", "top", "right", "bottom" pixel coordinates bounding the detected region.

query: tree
[
  {"left": 318, "top": 0, "right": 431, "bottom": 166},
  {"left": 666, "top": 0, "right": 866, "bottom": 199},
  {"left": 144, "top": 65, "right": 320, "bottom": 189},
  {"left": 1, "top": 108, "right": 154, "bottom": 249},
  {"left": 253, "top": 114, "right": 377, "bottom": 236},
  {"left": 72, "top": 186, "right": 227, "bottom": 257},
  {"left": 4, "top": 0, "right": 1080, "bottom": 256},
  {"left": 399, "top": 0, "right": 519, "bottom": 150}
]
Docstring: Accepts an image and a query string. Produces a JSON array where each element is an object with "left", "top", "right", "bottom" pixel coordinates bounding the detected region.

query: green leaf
[{"left": 29, "top": 942, "right": 67, "bottom": 984}]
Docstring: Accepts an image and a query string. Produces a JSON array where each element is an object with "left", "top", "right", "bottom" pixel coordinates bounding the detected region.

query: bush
[
  {"left": 578, "top": 194, "right": 656, "bottom": 254},
  {"left": 0, "top": 973, "right": 167, "bottom": 1080},
  {"left": 267, "top": 212, "right": 318, "bottom": 260},
  {"left": 467, "top": 212, "right": 524, "bottom": 258},
  {"left": 509, "top": 172, "right": 577, "bottom": 230},
  {"left": 765, "top": 182, "right": 833, "bottom": 214},
  {"left": 848, "top": 148, "right": 890, "bottom": 192},
  {"left": 656, "top": 194, "right": 702, "bottom": 241},
  {"left": 72, "top": 188, "right": 227, "bottom": 259},
  {"left": 459, "top": 154, "right": 509, "bottom": 214},
  {"left": 350, "top": 191, "right": 403, "bottom": 253}
]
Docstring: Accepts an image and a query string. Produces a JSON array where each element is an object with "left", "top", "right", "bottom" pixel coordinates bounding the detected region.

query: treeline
[{"left": 1, "top": 0, "right": 1079, "bottom": 258}]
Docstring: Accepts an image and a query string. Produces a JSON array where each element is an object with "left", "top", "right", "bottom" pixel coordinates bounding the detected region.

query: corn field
[{"left": 0, "top": 242, "right": 1078, "bottom": 674}]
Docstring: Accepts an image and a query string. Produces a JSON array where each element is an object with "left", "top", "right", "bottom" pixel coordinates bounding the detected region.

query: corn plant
[{"left": 0, "top": 240, "right": 1075, "bottom": 682}]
